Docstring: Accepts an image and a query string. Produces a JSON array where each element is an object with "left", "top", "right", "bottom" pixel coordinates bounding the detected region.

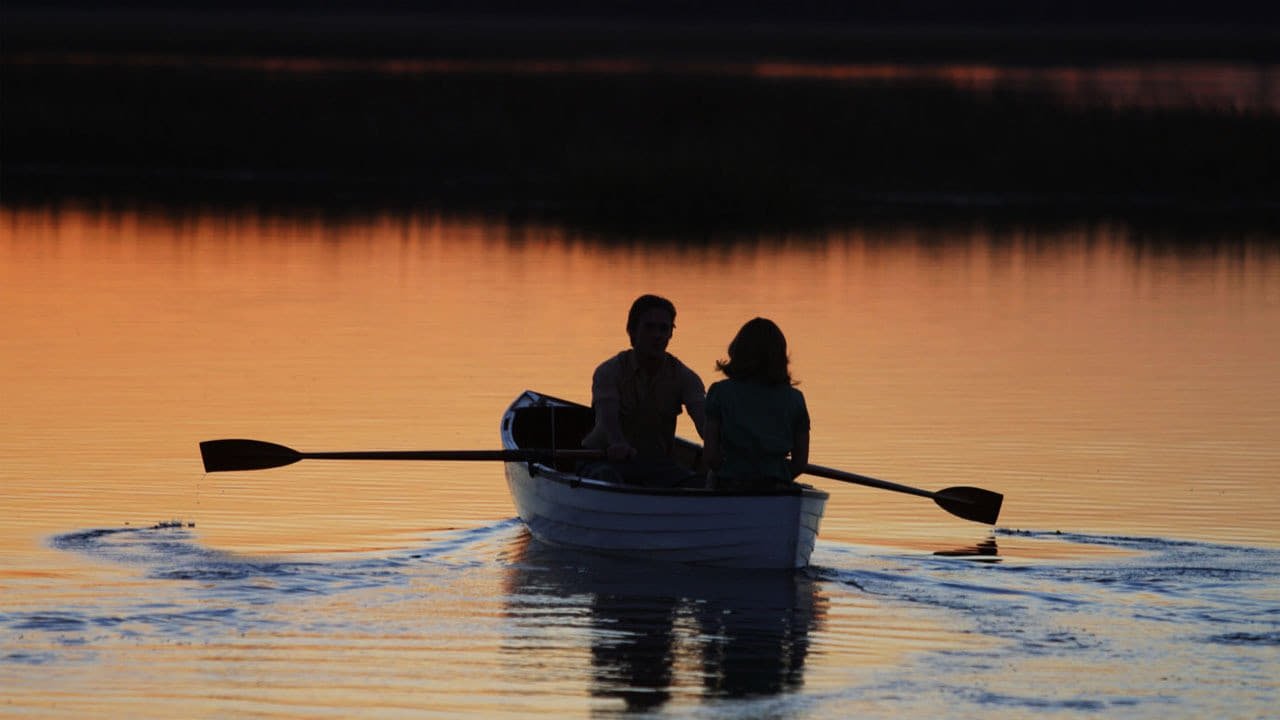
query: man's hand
[{"left": 606, "top": 442, "right": 637, "bottom": 462}]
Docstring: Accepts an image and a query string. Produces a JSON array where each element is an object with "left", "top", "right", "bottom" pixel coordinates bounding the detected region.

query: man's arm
[
  {"left": 680, "top": 364, "right": 708, "bottom": 441},
  {"left": 595, "top": 397, "right": 635, "bottom": 460},
  {"left": 588, "top": 358, "right": 635, "bottom": 461},
  {"left": 686, "top": 398, "right": 707, "bottom": 442},
  {"left": 703, "top": 415, "right": 722, "bottom": 470}
]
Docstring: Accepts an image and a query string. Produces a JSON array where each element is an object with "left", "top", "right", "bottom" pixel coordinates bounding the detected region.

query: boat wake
[
  {"left": 4, "top": 521, "right": 524, "bottom": 644},
  {"left": 6, "top": 524, "right": 1276, "bottom": 718},
  {"left": 50, "top": 518, "right": 525, "bottom": 581},
  {"left": 808, "top": 530, "right": 1280, "bottom": 716}
]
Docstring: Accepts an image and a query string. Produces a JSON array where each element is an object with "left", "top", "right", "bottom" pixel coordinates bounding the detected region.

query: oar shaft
[
  {"left": 803, "top": 462, "right": 1003, "bottom": 524},
  {"left": 200, "top": 438, "right": 1001, "bottom": 523},
  {"left": 301, "top": 449, "right": 603, "bottom": 462},
  {"left": 803, "top": 463, "right": 936, "bottom": 500},
  {"left": 199, "top": 438, "right": 605, "bottom": 473}
]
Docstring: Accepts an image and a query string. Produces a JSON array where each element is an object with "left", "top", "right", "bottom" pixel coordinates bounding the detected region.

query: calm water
[{"left": 2, "top": 205, "right": 1278, "bottom": 717}]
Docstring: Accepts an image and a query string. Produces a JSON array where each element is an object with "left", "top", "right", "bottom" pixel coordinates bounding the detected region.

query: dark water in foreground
[{"left": 2, "top": 524, "right": 1276, "bottom": 718}]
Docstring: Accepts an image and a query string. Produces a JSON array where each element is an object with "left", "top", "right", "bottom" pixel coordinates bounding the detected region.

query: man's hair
[
  {"left": 626, "top": 294, "right": 677, "bottom": 334},
  {"left": 715, "top": 317, "right": 795, "bottom": 386}
]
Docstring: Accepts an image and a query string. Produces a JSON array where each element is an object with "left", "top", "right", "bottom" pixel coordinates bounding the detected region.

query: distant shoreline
[
  {"left": 6, "top": 163, "right": 1277, "bottom": 236},
  {"left": 5, "top": 10, "right": 1280, "bottom": 64},
  {"left": 4, "top": 16, "right": 1278, "bottom": 231}
]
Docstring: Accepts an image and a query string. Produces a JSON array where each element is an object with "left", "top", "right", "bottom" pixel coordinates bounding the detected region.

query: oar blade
[
  {"left": 933, "top": 486, "right": 1004, "bottom": 525},
  {"left": 200, "top": 439, "right": 302, "bottom": 473}
]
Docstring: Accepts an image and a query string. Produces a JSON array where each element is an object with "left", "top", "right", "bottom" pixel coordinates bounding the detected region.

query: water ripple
[{"left": 5, "top": 524, "right": 1276, "bottom": 718}]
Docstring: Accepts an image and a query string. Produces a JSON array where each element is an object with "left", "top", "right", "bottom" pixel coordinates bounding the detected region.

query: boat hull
[{"left": 501, "top": 390, "right": 827, "bottom": 569}]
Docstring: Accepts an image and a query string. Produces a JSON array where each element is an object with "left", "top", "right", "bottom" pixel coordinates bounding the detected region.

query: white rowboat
[
  {"left": 500, "top": 390, "right": 828, "bottom": 569},
  {"left": 200, "top": 396, "right": 997, "bottom": 566}
]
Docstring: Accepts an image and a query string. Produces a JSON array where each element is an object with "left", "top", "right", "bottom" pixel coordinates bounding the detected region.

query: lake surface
[{"left": 1, "top": 204, "right": 1278, "bottom": 717}]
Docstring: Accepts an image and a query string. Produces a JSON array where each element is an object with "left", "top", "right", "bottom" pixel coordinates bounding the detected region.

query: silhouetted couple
[{"left": 581, "top": 294, "right": 809, "bottom": 490}]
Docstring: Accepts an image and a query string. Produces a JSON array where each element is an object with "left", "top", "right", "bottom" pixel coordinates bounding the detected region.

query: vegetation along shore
[{"left": 3, "top": 13, "right": 1278, "bottom": 229}]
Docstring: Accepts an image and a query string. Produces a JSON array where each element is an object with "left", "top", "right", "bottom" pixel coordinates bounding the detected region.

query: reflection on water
[
  {"left": 10, "top": 517, "right": 1275, "bottom": 718},
  {"left": 1, "top": 203, "right": 1277, "bottom": 555},
  {"left": 932, "top": 536, "right": 1000, "bottom": 562},
  {"left": 1, "top": 192, "right": 1277, "bottom": 718},
  {"left": 766, "top": 61, "right": 1280, "bottom": 112},
  {"left": 504, "top": 533, "right": 825, "bottom": 712}
]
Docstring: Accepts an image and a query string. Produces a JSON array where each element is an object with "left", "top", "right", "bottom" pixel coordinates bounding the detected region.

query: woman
[{"left": 704, "top": 318, "right": 810, "bottom": 491}]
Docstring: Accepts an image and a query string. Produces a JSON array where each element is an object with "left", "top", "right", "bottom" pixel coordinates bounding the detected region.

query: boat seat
[
  {"left": 510, "top": 404, "right": 596, "bottom": 470},
  {"left": 511, "top": 401, "right": 707, "bottom": 474}
]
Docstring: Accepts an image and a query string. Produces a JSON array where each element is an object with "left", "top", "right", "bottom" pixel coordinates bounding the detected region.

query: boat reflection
[{"left": 502, "top": 531, "right": 828, "bottom": 712}]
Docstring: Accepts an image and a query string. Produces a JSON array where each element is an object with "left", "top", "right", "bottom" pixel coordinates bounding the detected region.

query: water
[
  {"left": 4, "top": 525, "right": 1276, "bottom": 717},
  {"left": 1, "top": 204, "right": 1278, "bottom": 717}
]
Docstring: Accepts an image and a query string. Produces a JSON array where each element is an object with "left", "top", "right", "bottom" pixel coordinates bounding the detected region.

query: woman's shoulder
[
  {"left": 710, "top": 377, "right": 764, "bottom": 398},
  {"left": 707, "top": 377, "right": 738, "bottom": 394},
  {"left": 782, "top": 385, "right": 807, "bottom": 406}
]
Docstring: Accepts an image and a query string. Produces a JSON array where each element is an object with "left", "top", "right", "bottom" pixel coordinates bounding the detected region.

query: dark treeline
[
  {"left": 4, "top": 63, "right": 1276, "bottom": 231},
  {"left": 7, "top": 15, "right": 1280, "bottom": 66},
  {"left": 7, "top": 0, "right": 1280, "bottom": 25},
  {"left": 6, "top": 6, "right": 1279, "bottom": 64},
  {"left": 5, "top": 2, "right": 1278, "bottom": 230}
]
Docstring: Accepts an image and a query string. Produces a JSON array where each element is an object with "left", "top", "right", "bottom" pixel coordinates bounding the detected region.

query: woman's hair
[{"left": 715, "top": 317, "right": 795, "bottom": 386}]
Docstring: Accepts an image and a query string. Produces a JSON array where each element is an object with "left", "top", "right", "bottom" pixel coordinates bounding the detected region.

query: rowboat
[
  {"left": 500, "top": 390, "right": 829, "bottom": 569},
  {"left": 200, "top": 399, "right": 997, "bottom": 566}
]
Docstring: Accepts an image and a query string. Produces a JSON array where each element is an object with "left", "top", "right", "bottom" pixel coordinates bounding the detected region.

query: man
[{"left": 581, "top": 294, "right": 707, "bottom": 486}]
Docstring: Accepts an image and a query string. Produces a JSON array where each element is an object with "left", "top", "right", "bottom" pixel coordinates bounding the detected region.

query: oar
[
  {"left": 803, "top": 463, "right": 1003, "bottom": 525},
  {"left": 199, "top": 440, "right": 1002, "bottom": 524},
  {"left": 199, "top": 438, "right": 603, "bottom": 474}
]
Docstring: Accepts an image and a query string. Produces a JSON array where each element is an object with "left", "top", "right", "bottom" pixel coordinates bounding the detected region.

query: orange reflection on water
[{"left": 1, "top": 204, "right": 1279, "bottom": 569}]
